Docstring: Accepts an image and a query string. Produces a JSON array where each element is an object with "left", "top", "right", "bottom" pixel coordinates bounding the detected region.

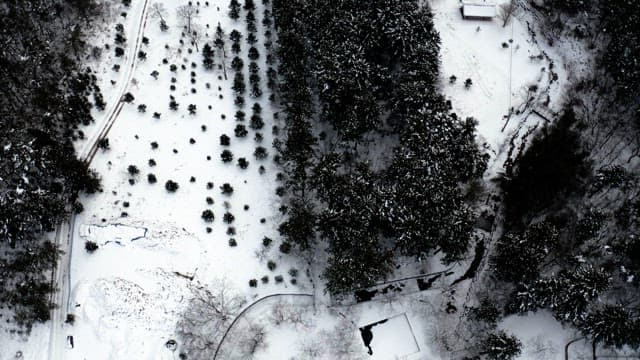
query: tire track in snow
[{"left": 48, "top": 1, "right": 151, "bottom": 358}]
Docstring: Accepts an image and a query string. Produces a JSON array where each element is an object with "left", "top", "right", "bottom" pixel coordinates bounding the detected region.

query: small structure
[{"left": 461, "top": 0, "right": 497, "bottom": 20}]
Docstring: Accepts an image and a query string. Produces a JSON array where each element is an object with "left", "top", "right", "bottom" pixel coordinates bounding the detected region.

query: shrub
[
  {"left": 223, "top": 212, "right": 235, "bottom": 224},
  {"left": 149, "top": 159, "right": 156, "bottom": 167},
  {"left": 481, "top": 331, "right": 522, "bottom": 360},
  {"left": 220, "top": 183, "right": 234, "bottom": 195},
  {"left": 449, "top": 75, "right": 457, "bottom": 84},
  {"left": 261, "top": 275, "right": 269, "bottom": 284},
  {"left": 274, "top": 275, "right": 284, "bottom": 283},
  {"left": 279, "top": 242, "right": 292, "bottom": 254},
  {"left": 237, "top": 157, "right": 249, "bottom": 169},
  {"left": 288, "top": 268, "right": 298, "bottom": 277},
  {"left": 234, "top": 124, "right": 248, "bottom": 137},
  {"left": 235, "top": 110, "right": 246, "bottom": 121},
  {"left": 127, "top": 165, "right": 139, "bottom": 176},
  {"left": 221, "top": 149, "right": 234, "bottom": 163},
  {"left": 188, "top": 104, "right": 197, "bottom": 115},
  {"left": 85, "top": 241, "right": 99, "bottom": 253},
  {"left": 229, "top": 238, "right": 238, "bottom": 247},
  {"left": 250, "top": 114, "right": 264, "bottom": 129},
  {"left": 262, "top": 237, "right": 273, "bottom": 247},
  {"left": 248, "top": 46, "right": 259, "bottom": 60},
  {"left": 220, "top": 134, "right": 231, "bottom": 146},
  {"left": 137, "top": 104, "right": 147, "bottom": 113},
  {"left": 148, "top": 174, "right": 157, "bottom": 183},
  {"left": 267, "top": 260, "right": 277, "bottom": 271},
  {"left": 151, "top": 141, "right": 159, "bottom": 149},
  {"left": 115, "top": 47, "right": 125, "bottom": 57},
  {"left": 201, "top": 209, "right": 215, "bottom": 222},
  {"left": 97, "top": 138, "right": 110, "bottom": 150},
  {"left": 207, "top": 182, "right": 214, "bottom": 189},
  {"left": 253, "top": 146, "right": 268, "bottom": 160},
  {"left": 206, "top": 197, "right": 214, "bottom": 205},
  {"left": 464, "top": 78, "right": 473, "bottom": 89},
  {"left": 165, "top": 180, "right": 179, "bottom": 192},
  {"left": 123, "top": 92, "right": 135, "bottom": 103},
  {"left": 231, "top": 56, "right": 244, "bottom": 71},
  {"left": 249, "top": 279, "right": 258, "bottom": 287}
]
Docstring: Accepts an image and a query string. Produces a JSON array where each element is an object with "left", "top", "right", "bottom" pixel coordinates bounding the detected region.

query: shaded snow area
[{"left": 359, "top": 314, "right": 419, "bottom": 359}]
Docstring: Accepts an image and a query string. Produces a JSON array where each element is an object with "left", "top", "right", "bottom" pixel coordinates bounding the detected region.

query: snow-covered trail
[{"left": 48, "top": 1, "right": 151, "bottom": 358}]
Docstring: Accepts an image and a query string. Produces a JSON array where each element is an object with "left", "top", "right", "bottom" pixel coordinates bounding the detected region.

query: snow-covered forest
[{"left": 1, "top": 0, "right": 640, "bottom": 359}]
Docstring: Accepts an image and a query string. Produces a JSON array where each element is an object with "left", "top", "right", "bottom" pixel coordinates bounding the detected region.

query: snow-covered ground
[{"left": 0, "top": 1, "right": 591, "bottom": 359}]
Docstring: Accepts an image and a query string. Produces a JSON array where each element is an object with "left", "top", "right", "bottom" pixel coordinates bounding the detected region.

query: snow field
[{"left": 63, "top": 0, "right": 310, "bottom": 358}]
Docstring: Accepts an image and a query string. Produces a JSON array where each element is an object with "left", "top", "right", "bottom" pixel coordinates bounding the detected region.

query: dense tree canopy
[{"left": 0, "top": 0, "right": 101, "bottom": 329}]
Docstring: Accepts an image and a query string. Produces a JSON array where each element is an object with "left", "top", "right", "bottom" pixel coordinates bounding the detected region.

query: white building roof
[{"left": 462, "top": 1, "right": 497, "bottom": 18}]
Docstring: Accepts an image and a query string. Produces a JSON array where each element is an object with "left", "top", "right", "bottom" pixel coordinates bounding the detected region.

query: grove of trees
[
  {"left": 272, "top": 0, "right": 487, "bottom": 295},
  {"left": 0, "top": 0, "right": 102, "bottom": 330}
]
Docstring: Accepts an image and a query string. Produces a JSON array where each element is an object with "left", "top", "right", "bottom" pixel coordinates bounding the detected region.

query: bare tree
[
  {"left": 149, "top": 2, "right": 167, "bottom": 22},
  {"left": 176, "top": 4, "right": 199, "bottom": 33},
  {"left": 237, "top": 322, "right": 268, "bottom": 358},
  {"left": 176, "top": 278, "right": 246, "bottom": 359},
  {"left": 498, "top": 0, "right": 519, "bottom": 28},
  {"left": 269, "top": 299, "right": 308, "bottom": 326},
  {"left": 296, "top": 337, "right": 325, "bottom": 359},
  {"left": 189, "top": 24, "right": 203, "bottom": 52}
]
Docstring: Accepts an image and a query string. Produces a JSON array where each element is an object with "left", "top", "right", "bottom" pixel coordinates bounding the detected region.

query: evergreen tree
[
  {"left": 229, "top": 0, "right": 241, "bottom": 19},
  {"left": 481, "top": 331, "right": 522, "bottom": 360},
  {"left": 202, "top": 43, "right": 215, "bottom": 70}
]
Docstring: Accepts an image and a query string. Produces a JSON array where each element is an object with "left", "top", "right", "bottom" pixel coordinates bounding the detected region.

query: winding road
[{"left": 47, "top": 1, "right": 150, "bottom": 358}]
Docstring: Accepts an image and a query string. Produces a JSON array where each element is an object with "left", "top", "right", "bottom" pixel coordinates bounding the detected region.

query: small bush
[
  {"left": 148, "top": 174, "right": 157, "bottom": 183},
  {"left": 261, "top": 276, "right": 269, "bottom": 284},
  {"left": 249, "top": 279, "right": 258, "bottom": 287},
  {"left": 275, "top": 275, "right": 284, "bottom": 283},
  {"left": 223, "top": 212, "right": 235, "bottom": 224},
  {"left": 279, "top": 242, "right": 291, "bottom": 254},
  {"left": 235, "top": 124, "right": 248, "bottom": 137},
  {"left": 85, "top": 241, "right": 99, "bottom": 253},
  {"left": 201, "top": 209, "right": 215, "bottom": 222},
  {"left": 229, "top": 238, "right": 238, "bottom": 247},
  {"left": 165, "top": 180, "right": 179, "bottom": 192},
  {"left": 262, "top": 236, "right": 273, "bottom": 247},
  {"left": 254, "top": 146, "right": 268, "bottom": 160},
  {"left": 220, "top": 183, "right": 234, "bottom": 195},
  {"left": 267, "top": 260, "right": 277, "bottom": 271},
  {"left": 237, "top": 157, "right": 249, "bottom": 169},
  {"left": 221, "top": 149, "right": 234, "bottom": 163},
  {"left": 220, "top": 134, "right": 231, "bottom": 146},
  {"left": 127, "top": 165, "right": 140, "bottom": 175}
]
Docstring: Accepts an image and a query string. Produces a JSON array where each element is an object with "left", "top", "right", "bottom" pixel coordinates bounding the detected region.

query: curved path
[
  {"left": 48, "top": 1, "right": 151, "bottom": 358},
  {"left": 213, "top": 293, "right": 314, "bottom": 359}
]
